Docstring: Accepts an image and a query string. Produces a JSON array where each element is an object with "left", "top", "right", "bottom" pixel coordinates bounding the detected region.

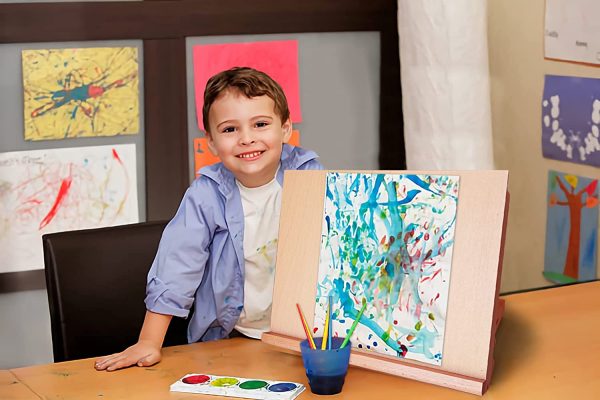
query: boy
[{"left": 95, "top": 67, "right": 322, "bottom": 371}]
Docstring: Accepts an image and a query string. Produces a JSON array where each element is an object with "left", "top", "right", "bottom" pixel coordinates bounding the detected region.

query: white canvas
[{"left": 314, "top": 172, "right": 459, "bottom": 365}]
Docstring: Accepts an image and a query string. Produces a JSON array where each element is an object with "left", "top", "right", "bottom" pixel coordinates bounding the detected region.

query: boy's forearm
[{"left": 139, "top": 310, "right": 172, "bottom": 348}]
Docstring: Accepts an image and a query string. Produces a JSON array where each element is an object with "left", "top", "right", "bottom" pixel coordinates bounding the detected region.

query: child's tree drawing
[{"left": 546, "top": 172, "right": 599, "bottom": 282}]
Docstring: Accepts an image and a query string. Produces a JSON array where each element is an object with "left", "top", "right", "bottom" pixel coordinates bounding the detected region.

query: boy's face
[{"left": 206, "top": 89, "right": 292, "bottom": 188}]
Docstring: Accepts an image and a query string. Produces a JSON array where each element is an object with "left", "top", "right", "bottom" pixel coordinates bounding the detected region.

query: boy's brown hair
[{"left": 202, "top": 67, "right": 290, "bottom": 134}]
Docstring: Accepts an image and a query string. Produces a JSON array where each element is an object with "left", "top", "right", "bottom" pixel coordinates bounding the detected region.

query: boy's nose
[{"left": 239, "top": 129, "right": 256, "bottom": 145}]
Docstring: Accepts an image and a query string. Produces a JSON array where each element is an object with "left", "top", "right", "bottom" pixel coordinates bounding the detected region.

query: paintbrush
[
  {"left": 340, "top": 299, "right": 367, "bottom": 349},
  {"left": 321, "top": 298, "right": 330, "bottom": 350},
  {"left": 296, "top": 303, "right": 316, "bottom": 349}
]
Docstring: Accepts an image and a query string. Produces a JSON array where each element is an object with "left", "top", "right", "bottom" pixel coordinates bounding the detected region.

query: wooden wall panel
[
  {"left": 0, "top": 0, "right": 392, "bottom": 43},
  {"left": 0, "top": 0, "right": 404, "bottom": 291},
  {"left": 379, "top": 13, "right": 405, "bottom": 169},
  {"left": 144, "top": 38, "right": 189, "bottom": 220}
]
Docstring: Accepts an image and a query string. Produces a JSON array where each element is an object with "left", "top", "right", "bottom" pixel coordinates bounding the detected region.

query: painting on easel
[
  {"left": 544, "top": 170, "right": 599, "bottom": 284},
  {"left": 313, "top": 172, "right": 460, "bottom": 366}
]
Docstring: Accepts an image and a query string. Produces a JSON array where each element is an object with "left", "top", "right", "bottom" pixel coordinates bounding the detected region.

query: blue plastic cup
[{"left": 299, "top": 337, "right": 351, "bottom": 395}]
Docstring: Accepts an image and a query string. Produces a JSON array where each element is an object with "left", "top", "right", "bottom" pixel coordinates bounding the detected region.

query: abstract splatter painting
[
  {"left": 544, "top": 170, "right": 598, "bottom": 284},
  {"left": 22, "top": 47, "right": 139, "bottom": 141},
  {"left": 313, "top": 173, "right": 459, "bottom": 365},
  {"left": 0, "top": 144, "right": 139, "bottom": 273}
]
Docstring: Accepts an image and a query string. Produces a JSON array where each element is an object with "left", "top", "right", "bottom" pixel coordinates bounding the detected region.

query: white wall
[
  {"left": 0, "top": 290, "right": 53, "bottom": 368},
  {"left": 488, "top": 0, "right": 600, "bottom": 292}
]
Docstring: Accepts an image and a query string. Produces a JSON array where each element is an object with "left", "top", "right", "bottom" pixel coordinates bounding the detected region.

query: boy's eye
[
  {"left": 221, "top": 126, "right": 236, "bottom": 133},
  {"left": 255, "top": 121, "right": 269, "bottom": 128}
]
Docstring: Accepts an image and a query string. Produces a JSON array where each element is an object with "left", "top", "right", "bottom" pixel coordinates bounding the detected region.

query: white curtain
[{"left": 398, "top": 0, "right": 494, "bottom": 169}]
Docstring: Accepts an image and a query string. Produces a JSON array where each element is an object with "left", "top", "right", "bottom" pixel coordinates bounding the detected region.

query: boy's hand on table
[
  {"left": 95, "top": 310, "right": 171, "bottom": 371},
  {"left": 94, "top": 340, "right": 162, "bottom": 371}
]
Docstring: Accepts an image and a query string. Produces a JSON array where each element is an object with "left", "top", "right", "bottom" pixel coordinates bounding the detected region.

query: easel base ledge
[
  {"left": 263, "top": 296, "right": 505, "bottom": 396},
  {"left": 262, "top": 332, "right": 487, "bottom": 395}
]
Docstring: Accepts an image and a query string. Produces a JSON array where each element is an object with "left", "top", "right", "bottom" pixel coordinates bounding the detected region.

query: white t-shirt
[{"left": 234, "top": 173, "right": 282, "bottom": 338}]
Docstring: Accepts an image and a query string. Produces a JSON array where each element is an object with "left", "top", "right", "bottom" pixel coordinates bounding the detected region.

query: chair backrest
[{"left": 43, "top": 221, "right": 189, "bottom": 362}]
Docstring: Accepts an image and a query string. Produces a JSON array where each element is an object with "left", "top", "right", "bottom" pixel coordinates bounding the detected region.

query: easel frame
[{"left": 263, "top": 170, "right": 510, "bottom": 395}]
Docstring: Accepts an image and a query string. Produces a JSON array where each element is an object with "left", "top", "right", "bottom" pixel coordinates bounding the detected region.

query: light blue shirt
[{"left": 145, "top": 144, "right": 323, "bottom": 343}]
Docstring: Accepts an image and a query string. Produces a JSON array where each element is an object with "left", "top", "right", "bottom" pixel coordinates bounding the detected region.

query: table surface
[
  {"left": 8, "top": 281, "right": 600, "bottom": 399},
  {"left": 0, "top": 369, "right": 38, "bottom": 400}
]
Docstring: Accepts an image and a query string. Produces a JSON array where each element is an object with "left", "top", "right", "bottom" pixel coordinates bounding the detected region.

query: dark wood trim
[
  {"left": 0, "top": 0, "right": 393, "bottom": 43},
  {"left": 144, "top": 38, "right": 189, "bottom": 220},
  {"left": 379, "top": 11, "right": 405, "bottom": 169},
  {"left": 0, "top": 270, "right": 46, "bottom": 293}
]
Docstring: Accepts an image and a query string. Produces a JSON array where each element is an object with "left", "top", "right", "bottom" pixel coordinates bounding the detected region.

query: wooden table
[
  {"left": 9, "top": 281, "right": 600, "bottom": 399},
  {"left": 0, "top": 370, "right": 38, "bottom": 400}
]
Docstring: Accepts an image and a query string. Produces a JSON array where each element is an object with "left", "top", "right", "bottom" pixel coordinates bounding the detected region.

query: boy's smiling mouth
[{"left": 237, "top": 151, "right": 264, "bottom": 159}]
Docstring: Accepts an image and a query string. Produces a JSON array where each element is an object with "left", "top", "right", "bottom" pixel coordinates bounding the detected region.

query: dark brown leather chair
[{"left": 43, "top": 221, "right": 189, "bottom": 362}]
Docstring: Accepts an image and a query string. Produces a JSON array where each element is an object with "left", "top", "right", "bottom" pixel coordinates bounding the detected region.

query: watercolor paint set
[{"left": 170, "top": 373, "right": 305, "bottom": 400}]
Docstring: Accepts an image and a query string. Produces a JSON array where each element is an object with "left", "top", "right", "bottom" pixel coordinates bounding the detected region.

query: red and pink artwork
[
  {"left": 192, "top": 40, "right": 301, "bottom": 131},
  {"left": 0, "top": 144, "right": 139, "bottom": 273}
]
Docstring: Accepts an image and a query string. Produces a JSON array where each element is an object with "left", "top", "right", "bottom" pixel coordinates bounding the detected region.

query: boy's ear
[
  {"left": 282, "top": 118, "right": 292, "bottom": 143},
  {"left": 205, "top": 132, "right": 219, "bottom": 156}
]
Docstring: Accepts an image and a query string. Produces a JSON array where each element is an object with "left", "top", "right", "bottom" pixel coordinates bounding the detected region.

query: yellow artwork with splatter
[{"left": 22, "top": 47, "right": 139, "bottom": 141}]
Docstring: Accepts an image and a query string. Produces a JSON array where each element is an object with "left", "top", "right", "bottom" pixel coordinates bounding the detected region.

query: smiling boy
[{"left": 95, "top": 67, "right": 322, "bottom": 371}]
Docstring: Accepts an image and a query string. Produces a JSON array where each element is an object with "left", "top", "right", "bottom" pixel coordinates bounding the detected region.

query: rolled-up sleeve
[{"left": 145, "top": 183, "right": 214, "bottom": 318}]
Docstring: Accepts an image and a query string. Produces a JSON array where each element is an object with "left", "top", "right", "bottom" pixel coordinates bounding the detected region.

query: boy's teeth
[{"left": 239, "top": 151, "right": 261, "bottom": 158}]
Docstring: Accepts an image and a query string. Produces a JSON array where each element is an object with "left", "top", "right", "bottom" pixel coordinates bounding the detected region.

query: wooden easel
[{"left": 262, "top": 170, "right": 509, "bottom": 395}]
